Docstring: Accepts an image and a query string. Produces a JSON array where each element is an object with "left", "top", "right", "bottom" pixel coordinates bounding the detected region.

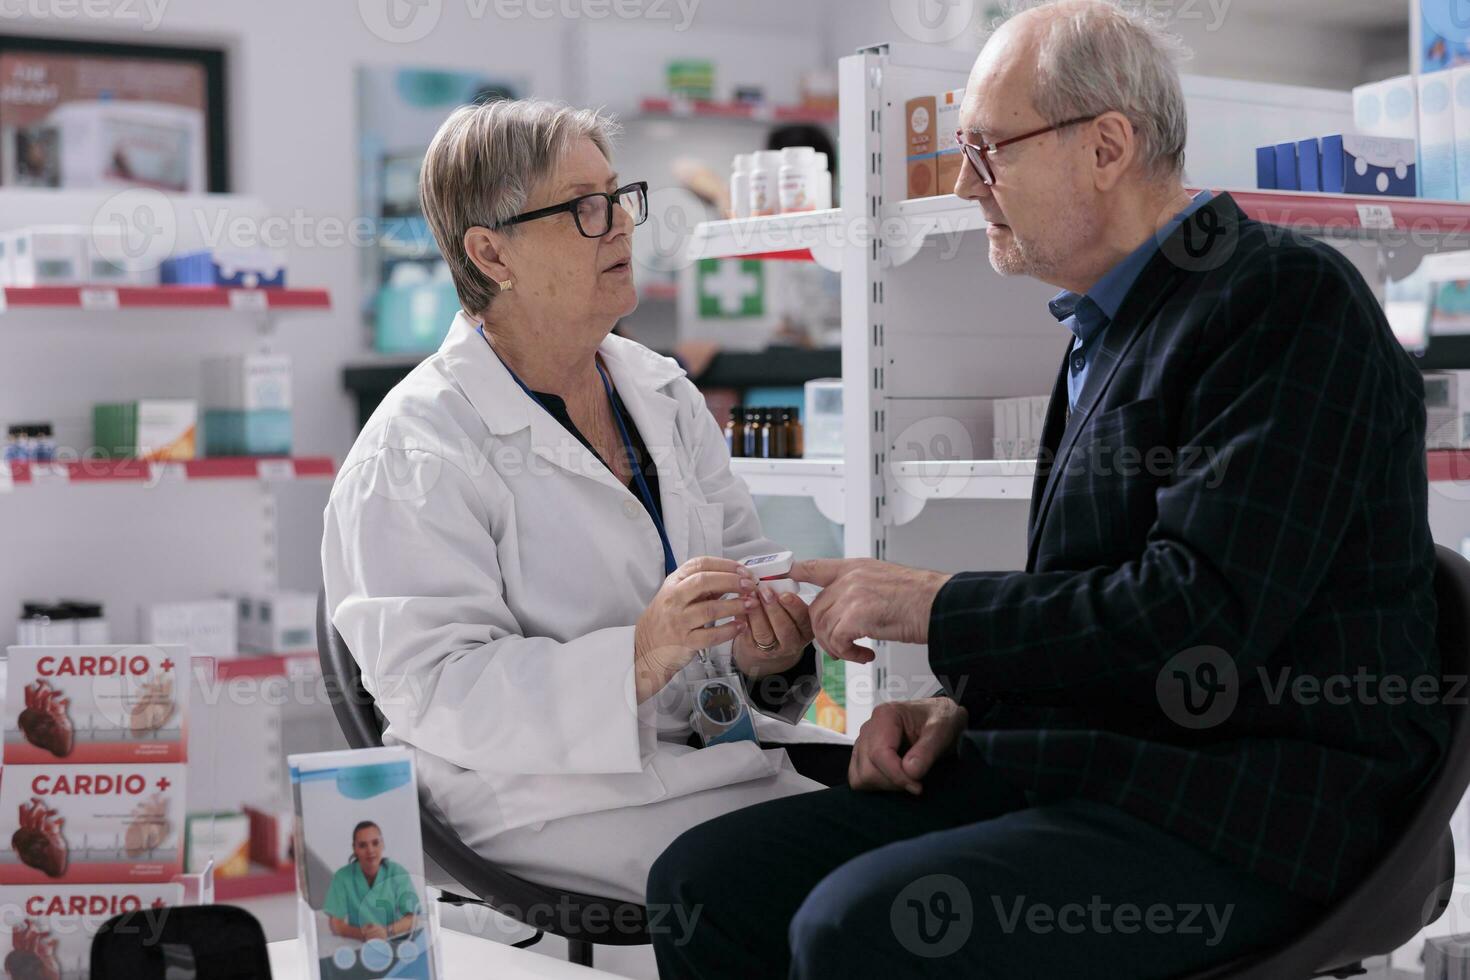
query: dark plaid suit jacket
[{"left": 928, "top": 192, "right": 1448, "bottom": 903}]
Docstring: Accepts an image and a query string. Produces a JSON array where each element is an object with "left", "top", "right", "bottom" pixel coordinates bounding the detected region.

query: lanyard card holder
[{"left": 691, "top": 672, "right": 759, "bottom": 747}]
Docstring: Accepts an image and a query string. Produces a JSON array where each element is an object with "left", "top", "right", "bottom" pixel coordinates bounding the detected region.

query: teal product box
[
  {"left": 1256, "top": 146, "right": 1277, "bottom": 189},
  {"left": 1297, "top": 139, "right": 1321, "bottom": 192},
  {"left": 200, "top": 354, "right": 293, "bottom": 457},
  {"left": 374, "top": 279, "right": 460, "bottom": 355},
  {"left": 1320, "top": 135, "right": 1417, "bottom": 196},
  {"left": 1274, "top": 143, "right": 1300, "bottom": 191},
  {"left": 203, "top": 410, "right": 292, "bottom": 457}
]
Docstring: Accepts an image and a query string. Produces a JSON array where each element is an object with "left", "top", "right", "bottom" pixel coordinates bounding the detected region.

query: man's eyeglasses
[
  {"left": 957, "top": 117, "right": 1097, "bottom": 185},
  {"left": 492, "top": 180, "right": 649, "bottom": 238}
]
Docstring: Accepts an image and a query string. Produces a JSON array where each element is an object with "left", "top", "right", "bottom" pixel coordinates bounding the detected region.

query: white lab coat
[{"left": 322, "top": 312, "right": 847, "bottom": 898}]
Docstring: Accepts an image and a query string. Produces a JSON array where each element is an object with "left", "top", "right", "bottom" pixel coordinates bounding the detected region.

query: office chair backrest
[
  {"left": 90, "top": 905, "right": 272, "bottom": 979},
  {"left": 316, "top": 591, "right": 386, "bottom": 749},
  {"left": 1188, "top": 544, "right": 1470, "bottom": 980}
]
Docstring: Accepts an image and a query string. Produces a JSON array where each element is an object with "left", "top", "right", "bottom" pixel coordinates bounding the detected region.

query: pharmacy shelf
[
  {"left": 891, "top": 459, "right": 1037, "bottom": 525},
  {"left": 731, "top": 458, "right": 844, "bottom": 523},
  {"left": 1222, "top": 189, "right": 1470, "bottom": 239},
  {"left": 638, "top": 97, "right": 836, "bottom": 125},
  {"left": 1429, "top": 451, "right": 1470, "bottom": 482},
  {"left": 214, "top": 863, "right": 296, "bottom": 901},
  {"left": 0, "top": 285, "right": 332, "bottom": 313},
  {"left": 885, "top": 195, "right": 990, "bottom": 266},
  {"left": 698, "top": 185, "right": 1470, "bottom": 271},
  {"left": 730, "top": 457, "right": 1036, "bottom": 524},
  {"left": 215, "top": 652, "right": 320, "bottom": 681},
  {"left": 687, "top": 209, "right": 845, "bottom": 271},
  {"left": 1, "top": 456, "right": 335, "bottom": 490}
]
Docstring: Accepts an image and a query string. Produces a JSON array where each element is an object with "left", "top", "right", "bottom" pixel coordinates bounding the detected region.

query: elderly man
[{"left": 646, "top": 1, "right": 1445, "bottom": 977}]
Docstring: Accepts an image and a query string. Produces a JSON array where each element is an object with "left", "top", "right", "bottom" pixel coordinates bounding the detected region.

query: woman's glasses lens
[{"left": 575, "top": 185, "right": 648, "bottom": 237}]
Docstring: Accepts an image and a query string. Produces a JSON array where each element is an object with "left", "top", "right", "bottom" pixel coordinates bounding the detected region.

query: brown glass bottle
[{"left": 725, "top": 407, "right": 746, "bottom": 458}]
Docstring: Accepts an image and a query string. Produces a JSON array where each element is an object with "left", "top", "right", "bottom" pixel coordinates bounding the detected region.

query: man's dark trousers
[{"left": 646, "top": 754, "right": 1320, "bottom": 979}]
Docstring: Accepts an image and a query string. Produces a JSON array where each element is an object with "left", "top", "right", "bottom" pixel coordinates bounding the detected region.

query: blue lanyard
[{"left": 478, "top": 325, "right": 677, "bottom": 577}]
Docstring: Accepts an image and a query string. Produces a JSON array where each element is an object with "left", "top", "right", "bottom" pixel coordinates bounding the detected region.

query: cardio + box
[
  {"left": 0, "top": 763, "right": 186, "bottom": 884},
  {"left": 3, "top": 645, "right": 187, "bottom": 764}
]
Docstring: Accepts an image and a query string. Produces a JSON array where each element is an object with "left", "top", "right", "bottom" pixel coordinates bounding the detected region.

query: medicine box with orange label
[
  {"left": 4, "top": 646, "right": 188, "bottom": 764},
  {"left": 0, "top": 764, "right": 186, "bottom": 884},
  {"left": 0, "top": 883, "right": 183, "bottom": 979},
  {"left": 936, "top": 88, "right": 964, "bottom": 195},
  {"left": 906, "top": 95, "right": 939, "bottom": 199}
]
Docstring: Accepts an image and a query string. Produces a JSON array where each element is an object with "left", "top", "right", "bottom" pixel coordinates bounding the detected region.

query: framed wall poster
[{"left": 0, "top": 34, "right": 228, "bottom": 192}]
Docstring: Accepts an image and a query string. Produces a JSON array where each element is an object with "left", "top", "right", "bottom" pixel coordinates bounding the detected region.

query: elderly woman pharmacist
[{"left": 322, "top": 98, "right": 851, "bottom": 904}]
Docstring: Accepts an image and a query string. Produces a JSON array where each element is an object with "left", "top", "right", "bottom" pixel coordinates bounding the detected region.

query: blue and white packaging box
[
  {"left": 1452, "top": 67, "right": 1470, "bottom": 200},
  {"left": 1321, "top": 135, "right": 1418, "bottom": 197},
  {"left": 1297, "top": 138, "right": 1322, "bottom": 192},
  {"left": 1274, "top": 143, "right": 1300, "bottom": 191},
  {"left": 1420, "top": 72, "right": 1458, "bottom": 199},
  {"left": 1354, "top": 76, "right": 1420, "bottom": 140},
  {"left": 1255, "top": 146, "right": 1277, "bottom": 190},
  {"left": 161, "top": 247, "right": 286, "bottom": 289}
]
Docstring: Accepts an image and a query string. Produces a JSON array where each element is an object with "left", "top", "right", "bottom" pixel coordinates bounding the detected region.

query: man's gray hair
[
  {"left": 1002, "top": 0, "right": 1191, "bottom": 180},
  {"left": 419, "top": 98, "right": 621, "bottom": 316}
]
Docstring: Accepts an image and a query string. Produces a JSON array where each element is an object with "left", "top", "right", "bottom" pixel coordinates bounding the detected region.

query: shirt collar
[{"left": 1048, "top": 190, "right": 1213, "bottom": 340}]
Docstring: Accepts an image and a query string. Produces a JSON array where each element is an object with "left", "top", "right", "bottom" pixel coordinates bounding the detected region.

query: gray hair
[
  {"left": 419, "top": 98, "right": 621, "bottom": 316},
  {"left": 1001, "top": 0, "right": 1191, "bottom": 180}
]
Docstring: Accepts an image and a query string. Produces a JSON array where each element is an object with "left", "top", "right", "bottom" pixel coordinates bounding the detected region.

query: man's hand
[
  {"left": 849, "top": 697, "right": 969, "bottom": 795},
  {"left": 790, "top": 558, "right": 953, "bottom": 662}
]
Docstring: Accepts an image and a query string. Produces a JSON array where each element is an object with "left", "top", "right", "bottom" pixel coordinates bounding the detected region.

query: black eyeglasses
[
  {"left": 958, "top": 117, "right": 1097, "bottom": 185},
  {"left": 492, "top": 181, "right": 649, "bottom": 238}
]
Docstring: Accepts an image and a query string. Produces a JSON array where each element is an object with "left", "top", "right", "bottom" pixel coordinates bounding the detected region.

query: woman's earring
[{"left": 495, "top": 279, "right": 514, "bottom": 292}]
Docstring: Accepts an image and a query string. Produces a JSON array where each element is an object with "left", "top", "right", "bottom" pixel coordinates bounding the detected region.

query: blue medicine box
[
  {"left": 1320, "top": 135, "right": 1417, "bottom": 196},
  {"left": 1297, "top": 138, "right": 1322, "bottom": 192},
  {"left": 161, "top": 248, "right": 287, "bottom": 289},
  {"left": 1256, "top": 146, "right": 1278, "bottom": 189},
  {"left": 1274, "top": 143, "right": 1300, "bottom": 191}
]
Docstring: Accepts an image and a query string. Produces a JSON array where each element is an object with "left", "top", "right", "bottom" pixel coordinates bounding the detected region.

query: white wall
[{"left": 820, "top": 0, "right": 1409, "bottom": 90}]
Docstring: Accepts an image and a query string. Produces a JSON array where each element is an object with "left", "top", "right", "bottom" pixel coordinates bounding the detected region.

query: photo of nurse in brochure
[{"left": 290, "top": 747, "right": 439, "bottom": 980}]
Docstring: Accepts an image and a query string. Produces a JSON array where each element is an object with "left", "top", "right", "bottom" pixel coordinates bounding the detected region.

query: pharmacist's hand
[
  {"left": 733, "top": 587, "right": 813, "bottom": 678},
  {"left": 361, "top": 924, "right": 388, "bottom": 941},
  {"left": 850, "top": 698, "right": 968, "bottom": 795},
  {"left": 634, "top": 558, "right": 755, "bottom": 689},
  {"left": 790, "top": 559, "right": 953, "bottom": 663}
]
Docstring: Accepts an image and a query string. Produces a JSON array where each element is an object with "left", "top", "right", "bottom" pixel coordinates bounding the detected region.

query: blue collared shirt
[{"left": 1048, "top": 191, "right": 1213, "bottom": 413}]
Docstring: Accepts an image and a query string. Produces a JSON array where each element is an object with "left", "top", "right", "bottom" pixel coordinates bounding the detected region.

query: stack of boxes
[
  {"left": 0, "top": 644, "right": 190, "bottom": 977},
  {"left": 1425, "top": 371, "right": 1470, "bottom": 449},
  {"left": 1259, "top": 69, "right": 1470, "bottom": 202},
  {"left": 993, "top": 396, "right": 1050, "bottom": 461},
  {"left": 92, "top": 400, "right": 198, "bottom": 461},
  {"left": 0, "top": 226, "right": 156, "bottom": 288},
  {"left": 140, "top": 591, "right": 317, "bottom": 659},
  {"left": 90, "top": 353, "right": 293, "bottom": 463},
  {"left": 201, "top": 353, "right": 293, "bottom": 458},
  {"left": 906, "top": 88, "right": 965, "bottom": 199}
]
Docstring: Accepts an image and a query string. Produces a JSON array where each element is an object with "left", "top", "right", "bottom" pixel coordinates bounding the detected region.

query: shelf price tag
[
  {"left": 229, "top": 289, "right": 269, "bottom": 313},
  {"left": 79, "top": 288, "right": 120, "bottom": 311},
  {"left": 1356, "top": 203, "right": 1395, "bottom": 231},
  {"left": 257, "top": 459, "right": 294, "bottom": 482}
]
